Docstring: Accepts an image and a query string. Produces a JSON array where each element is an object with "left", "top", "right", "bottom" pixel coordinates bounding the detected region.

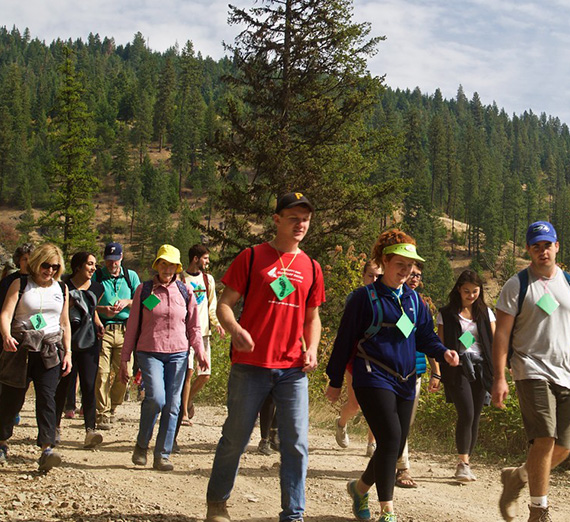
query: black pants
[
  {"left": 259, "top": 394, "right": 277, "bottom": 439},
  {"left": 444, "top": 369, "right": 486, "bottom": 456},
  {"left": 55, "top": 344, "right": 100, "bottom": 431},
  {"left": 0, "top": 352, "right": 61, "bottom": 447},
  {"left": 355, "top": 387, "right": 414, "bottom": 502}
]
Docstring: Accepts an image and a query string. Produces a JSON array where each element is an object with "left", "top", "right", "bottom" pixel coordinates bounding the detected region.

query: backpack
[
  {"left": 507, "top": 267, "right": 570, "bottom": 364},
  {"left": 68, "top": 288, "right": 98, "bottom": 350},
  {"left": 16, "top": 275, "right": 66, "bottom": 309},
  {"left": 355, "top": 284, "right": 420, "bottom": 383}
]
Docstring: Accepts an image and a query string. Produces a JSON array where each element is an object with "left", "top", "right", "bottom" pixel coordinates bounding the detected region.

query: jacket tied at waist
[{"left": 0, "top": 328, "right": 64, "bottom": 388}]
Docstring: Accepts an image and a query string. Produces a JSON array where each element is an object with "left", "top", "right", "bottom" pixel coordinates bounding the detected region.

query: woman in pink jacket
[{"left": 120, "top": 245, "right": 208, "bottom": 472}]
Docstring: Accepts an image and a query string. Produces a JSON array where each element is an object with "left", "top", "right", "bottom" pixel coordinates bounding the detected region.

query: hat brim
[
  {"left": 395, "top": 251, "right": 426, "bottom": 263},
  {"left": 105, "top": 255, "right": 122, "bottom": 261},
  {"left": 152, "top": 258, "right": 183, "bottom": 273},
  {"left": 527, "top": 235, "right": 557, "bottom": 246}
]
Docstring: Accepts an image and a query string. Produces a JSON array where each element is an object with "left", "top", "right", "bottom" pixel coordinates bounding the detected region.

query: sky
[{"left": 3, "top": 0, "right": 569, "bottom": 124}]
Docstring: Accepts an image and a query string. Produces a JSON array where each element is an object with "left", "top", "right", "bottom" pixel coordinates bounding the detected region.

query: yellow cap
[
  {"left": 382, "top": 243, "right": 425, "bottom": 262},
  {"left": 152, "top": 244, "right": 183, "bottom": 273}
]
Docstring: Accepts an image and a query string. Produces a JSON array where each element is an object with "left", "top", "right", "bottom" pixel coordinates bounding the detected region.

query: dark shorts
[{"left": 515, "top": 379, "right": 570, "bottom": 448}]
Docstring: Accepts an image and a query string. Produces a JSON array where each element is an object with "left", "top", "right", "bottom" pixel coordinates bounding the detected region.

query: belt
[{"left": 105, "top": 323, "right": 126, "bottom": 330}]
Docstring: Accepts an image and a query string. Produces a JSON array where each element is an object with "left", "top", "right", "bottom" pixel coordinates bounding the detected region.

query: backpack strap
[
  {"left": 202, "top": 271, "right": 210, "bottom": 306},
  {"left": 175, "top": 279, "right": 190, "bottom": 307},
  {"left": 123, "top": 268, "right": 134, "bottom": 294},
  {"left": 15, "top": 276, "right": 65, "bottom": 311},
  {"left": 508, "top": 268, "right": 530, "bottom": 366},
  {"left": 242, "top": 246, "right": 255, "bottom": 304}
]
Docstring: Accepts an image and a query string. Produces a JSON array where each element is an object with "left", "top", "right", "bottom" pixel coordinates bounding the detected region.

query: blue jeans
[
  {"left": 136, "top": 351, "right": 188, "bottom": 459},
  {"left": 207, "top": 364, "right": 309, "bottom": 522}
]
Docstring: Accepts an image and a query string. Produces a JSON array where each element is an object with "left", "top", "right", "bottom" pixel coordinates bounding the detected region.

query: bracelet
[{"left": 430, "top": 373, "right": 441, "bottom": 380}]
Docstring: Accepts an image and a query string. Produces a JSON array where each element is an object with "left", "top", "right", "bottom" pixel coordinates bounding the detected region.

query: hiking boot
[
  {"left": 97, "top": 417, "right": 112, "bottom": 431},
  {"left": 206, "top": 500, "right": 231, "bottom": 522},
  {"left": 455, "top": 462, "right": 475, "bottom": 483},
  {"left": 499, "top": 466, "right": 527, "bottom": 521},
  {"left": 0, "top": 445, "right": 7, "bottom": 466},
  {"left": 335, "top": 417, "right": 349, "bottom": 448},
  {"left": 153, "top": 457, "right": 174, "bottom": 471},
  {"left": 528, "top": 505, "right": 552, "bottom": 522},
  {"left": 132, "top": 444, "right": 147, "bottom": 466},
  {"left": 347, "top": 480, "right": 371, "bottom": 521},
  {"left": 258, "top": 438, "right": 273, "bottom": 456},
  {"left": 378, "top": 509, "right": 397, "bottom": 522},
  {"left": 38, "top": 448, "right": 62, "bottom": 472},
  {"left": 84, "top": 429, "right": 103, "bottom": 449},
  {"left": 366, "top": 442, "right": 376, "bottom": 458}
]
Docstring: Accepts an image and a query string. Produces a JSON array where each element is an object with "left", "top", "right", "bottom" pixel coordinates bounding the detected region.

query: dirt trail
[{"left": 1, "top": 398, "right": 569, "bottom": 522}]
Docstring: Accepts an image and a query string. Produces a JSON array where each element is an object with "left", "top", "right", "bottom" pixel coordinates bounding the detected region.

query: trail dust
[{"left": 1, "top": 397, "right": 570, "bottom": 522}]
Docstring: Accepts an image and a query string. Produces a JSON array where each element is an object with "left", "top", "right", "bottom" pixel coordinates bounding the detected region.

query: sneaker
[
  {"left": 378, "top": 509, "right": 397, "bottom": 522},
  {"left": 347, "top": 480, "right": 371, "bottom": 521},
  {"left": 269, "top": 428, "right": 280, "bottom": 451},
  {"left": 258, "top": 438, "right": 273, "bottom": 456},
  {"left": 206, "top": 500, "right": 230, "bottom": 522},
  {"left": 97, "top": 417, "right": 112, "bottom": 431},
  {"left": 132, "top": 444, "right": 147, "bottom": 466},
  {"left": 455, "top": 462, "right": 475, "bottom": 483},
  {"left": 499, "top": 467, "right": 527, "bottom": 521},
  {"left": 64, "top": 409, "right": 75, "bottom": 419},
  {"left": 528, "top": 505, "right": 552, "bottom": 522},
  {"left": 55, "top": 426, "right": 61, "bottom": 445},
  {"left": 38, "top": 448, "right": 62, "bottom": 472},
  {"left": 335, "top": 417, "right": 349, "bottom": 448},
  {"left": 153, "top": 457, "right": 174, "bottom": 471},
  {"left": 0, "top": 445, "right": 7, "bottom": 466},
  {"left": 366, "top": 442, "right": 376, "bottom": 458},
  {"left": 84, "top": 429, "right": 103, "bottom": 449}
]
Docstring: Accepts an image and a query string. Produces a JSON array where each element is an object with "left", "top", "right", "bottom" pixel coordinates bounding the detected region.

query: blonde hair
[
  {"left": 28, "top": 244, "right": 65, "bottom": 282},
  {"left": 371, "top": 229, "right": 416, "bottom": 268}
]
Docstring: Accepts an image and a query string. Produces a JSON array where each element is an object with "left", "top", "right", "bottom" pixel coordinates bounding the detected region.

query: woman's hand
[
  {"left": 428, "top": 375, "right": 441, "bottom": 392},
  {"left": 325, "top": 385, "right": 341, "bottom": 403},
  {"left": 61, "top": 351, "right": 73, "bottom": 377},
  {"left": 196, "top": 350, "right": 210, "bottom": 373},
  {"left": 3, "top": 335, "right": 18, "bottom": 352}
]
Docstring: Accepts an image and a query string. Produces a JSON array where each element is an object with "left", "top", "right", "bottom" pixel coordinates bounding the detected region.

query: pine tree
[{"left": 40, "top": 47, "right": 98, "bottom": 256}]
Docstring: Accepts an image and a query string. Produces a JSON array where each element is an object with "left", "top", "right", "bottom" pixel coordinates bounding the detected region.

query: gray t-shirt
[{"left": 496, "top": 266, "right": 570, "bottom": 388}]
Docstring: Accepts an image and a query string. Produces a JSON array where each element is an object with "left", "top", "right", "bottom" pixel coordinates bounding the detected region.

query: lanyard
[{"left": 271, "top": 244, "right": 299, "bottom": 274}]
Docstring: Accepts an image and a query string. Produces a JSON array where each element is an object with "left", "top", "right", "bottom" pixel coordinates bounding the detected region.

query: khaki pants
[{"left": 95, "top": 326, "right": 132, "bottom": 422}]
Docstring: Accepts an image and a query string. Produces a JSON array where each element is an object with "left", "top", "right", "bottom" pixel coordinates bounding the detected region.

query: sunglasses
[
  {"left": 409, "top": 273, "right": 422, "bottom": 280},
  {"left": 40, "top": 262, "right": 61, "bottom": 272}
]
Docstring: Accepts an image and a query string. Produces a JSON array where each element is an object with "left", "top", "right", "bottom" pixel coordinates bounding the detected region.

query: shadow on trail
[{"left": 16, "top": 514, "right": 198, "bottom": 522}]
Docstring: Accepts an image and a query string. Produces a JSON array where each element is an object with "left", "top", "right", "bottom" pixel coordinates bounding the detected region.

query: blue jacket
[{"left": 326, "top": 279, "right": 448, "bottom": 400}]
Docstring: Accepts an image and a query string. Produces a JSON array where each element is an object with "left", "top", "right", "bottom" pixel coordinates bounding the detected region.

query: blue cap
[
  {"left": 526, "top": 221, "right": 557, "bottom": 246},
  {"left": 104, "top": 242, "right": 123, "bottom": 260}
]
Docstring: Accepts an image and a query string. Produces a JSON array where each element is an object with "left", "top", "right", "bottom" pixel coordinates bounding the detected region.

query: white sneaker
[
  {"left": 455, "top": 462, "right": 476, "bottom": 483},
  {"left": 365, "top": 442, "right": 376, "bottom": 458},
  {"left": 335, "top": 417, "right": 349, "bottom": 448}
]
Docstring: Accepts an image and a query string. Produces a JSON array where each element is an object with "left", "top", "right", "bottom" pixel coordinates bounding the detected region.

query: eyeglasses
[
  {"left": 409, "top": 273, "right": 422, "bottom": 280},
  {"left": 40, "top": 262, "right": 61, "bottom": 272}
]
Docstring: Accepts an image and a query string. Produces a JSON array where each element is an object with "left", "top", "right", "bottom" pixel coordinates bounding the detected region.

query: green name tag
[
  {"left": 30, "top": 313, "right": 47, "bottom": 330},
  {"left": 396, "top": 313, "right": 414, "bottom": 339},
  {"left": 459, "top": 330, "right": 476, "bottom": 350},
  {"left": 536, "top": 293, "right": 559, "bottom": 315},
  {"left": 269, "top": 275, "right": 295, "bottom": 301},
  {"left": 142, "top": 294, "right": 161, "bottom": 310}
]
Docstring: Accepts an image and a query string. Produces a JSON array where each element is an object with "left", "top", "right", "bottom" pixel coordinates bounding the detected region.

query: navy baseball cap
[
  {"left": 104, "top": 242, "right": 123, "bottom": 260},
  {"left": 526, "top": 221, "right": 557, "bottom": 245}
]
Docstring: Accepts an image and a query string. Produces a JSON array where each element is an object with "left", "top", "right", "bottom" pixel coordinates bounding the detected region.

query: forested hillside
[{"left": 1, "top": 17, "right": 569, "bottom": 305}]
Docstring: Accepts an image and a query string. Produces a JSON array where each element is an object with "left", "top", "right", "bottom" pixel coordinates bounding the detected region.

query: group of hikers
[{"left": 0, "top": 192, "right": 568, "bottom": 522}]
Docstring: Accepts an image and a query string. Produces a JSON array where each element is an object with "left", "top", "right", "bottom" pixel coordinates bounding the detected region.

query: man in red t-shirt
[{"left": 206, "top": 193, "right": 325, "bottom": 522}]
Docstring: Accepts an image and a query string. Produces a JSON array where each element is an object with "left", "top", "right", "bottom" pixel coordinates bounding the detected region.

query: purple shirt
[{"left": 122, "top": 276, "right": 204, "bottom": 361}]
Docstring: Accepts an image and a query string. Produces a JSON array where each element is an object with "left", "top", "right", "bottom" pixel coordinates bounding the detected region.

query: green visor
[{"left": 382, "top": 243, "right": 425, "bottom": 262}]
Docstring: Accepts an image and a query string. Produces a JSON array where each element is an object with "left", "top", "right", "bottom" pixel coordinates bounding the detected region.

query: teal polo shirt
[{"left": 93, "top": 266, "right": 141, "bottom": 324}]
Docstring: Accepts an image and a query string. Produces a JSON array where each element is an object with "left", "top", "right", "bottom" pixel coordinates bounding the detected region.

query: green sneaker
[
  {"left": 378, "top": 509, "right": 397, "bottom": 522},
  {"left": 347, "top": 480, "right": 371, "bottom": 520}
]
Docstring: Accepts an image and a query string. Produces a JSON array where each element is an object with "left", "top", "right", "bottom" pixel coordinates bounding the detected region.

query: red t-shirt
[{"left": 222, "top": 242, "right": 326, "bottom": 368}]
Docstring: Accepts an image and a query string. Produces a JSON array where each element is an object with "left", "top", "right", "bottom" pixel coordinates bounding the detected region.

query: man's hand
[
  {"left": 215, "top": 325, "right": 226, "bottom": 338},
  {"left": 444, "top": 350, "right": 460, "bottom": 367},
  {"left": 492, "top": 376, "right": 509, "bottom": 409},
  {"left": 325, "top": 385, "right": 341, "bottom": 403},
  {"left": 119, "top": 361, "right": 130, "bottom": 384},
  {"left": 99, "top": 305, "right": 118, "bottom": 317},
  {"left": 302, "top": 349, "right": 318, "bottom": 373},
  {"left": 230, "top": 325, "right": 255, "bottom": 352}
]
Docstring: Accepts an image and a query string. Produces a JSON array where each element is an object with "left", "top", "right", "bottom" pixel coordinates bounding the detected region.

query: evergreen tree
[{"left": 40, "top": 47, "right": 98, "bottom": 255}]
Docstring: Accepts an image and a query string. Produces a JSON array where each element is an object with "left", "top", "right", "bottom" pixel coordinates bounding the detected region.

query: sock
[
  {"left": 518, "top": 464, "right": 528, "bottom": 482},
  {"left": 530, "top": 496, "right": 547, "bottom": 508}
]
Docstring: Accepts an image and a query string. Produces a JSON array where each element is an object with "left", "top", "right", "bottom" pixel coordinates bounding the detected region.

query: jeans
[
  {"left": 136, "top": 350, "right": 188, "bottom": 459},
  {"left": 207, "top": 364, "right": 309, "bottom": 522}
]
